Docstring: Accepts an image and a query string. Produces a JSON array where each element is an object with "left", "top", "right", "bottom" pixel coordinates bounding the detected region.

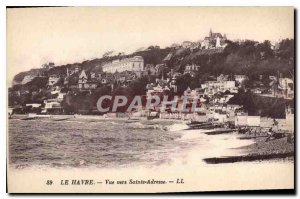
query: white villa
[{"left": 102, "top": 56, "right": 144, "bottom": 74}]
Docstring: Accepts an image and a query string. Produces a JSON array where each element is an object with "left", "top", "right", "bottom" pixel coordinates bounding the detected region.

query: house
[
  {"left": 226, "top": 104, "right": 243, "bottom": 113},
  {"left": 183, "top": 87, "right": 206, "bottom": 102},
  {"left": 101, "top": 73, "right": 115, "bottom": 85},
  {"left": 278, "top": 78, "right": 294, "bottom": 99},
  {"left": 217, "top": 74, "right": 229, "bottom": 82},
  {"left": 163, "top": 53, "right": 173, "bottom": 62},
  {"left": 234, "top": 75, "right": 248, "bottom": 86},
  {"left": 146, "top": 82, "right": 171, "bottom": 100},
  {"left": 102, "top": 56, "right": 144, "bottom": 74},
  {"left": 50, "top": 86, "right": 61, "bottom": 95},
  {"left": 201, "top": 29, "right": 227, "bottom": 49},
  {"left": 24, "top": 103, "right": 42, "bottom": 113},
  {"left": 113, "top": 71, "right": 138, "bottom": 86},
  {"left": 235, "top": 116, "right": 261, "bottom": 127},
  {"left": 200, "top": 39, "right": 210, "bottom": 49},
  {"left": 201, "top": 81, "right": 237, "bottom": 97},
  {"left": 190, "top": 42, "right": 200, "bottom": 50},
  {"left": 155, "top": 64, "right": 168, "bottom": 75},
  {"left": 285, "top": 105, "right": 294, "bottom": 132},
  {"left": 169, "top": 76, "right": 178, "bottom": 93},
  {"left": 184, "top": 64, "right": 200, "bottom": 77},
  {"left": 182, "top": 41, "right": 193, "bottom": 48},
  {"left": 78, "top": 70, "right": 98, "bottom": 91},
  {"left": 42, "top": 62, "right": 55, "bottom": 70},
  {"left": 269, "top": 77, "right": 294, "bottom": 99},
  {"left": 43, "top": 101, "right": 63, "bottom": 114},
  {"left": 144, "top": 64, "right": 157, "bottom": 76},
  {"left": 48, "top": 74, "right": 60, "bottom": 86},
  {"left": 74, "top": 66, "right": 80, "bottom": 74},
  {"left": 25, "top": 103, "right": 42, "bottom": 108},
  {"left": 57, "top": 93, "right": 66, "bottom": 101}
]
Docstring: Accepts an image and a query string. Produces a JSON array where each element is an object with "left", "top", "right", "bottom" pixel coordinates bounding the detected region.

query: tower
[{"left": 209, "top": 29, "right": 212, "bottom": 37}]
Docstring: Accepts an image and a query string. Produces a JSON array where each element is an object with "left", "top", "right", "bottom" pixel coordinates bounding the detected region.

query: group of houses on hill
[
  {"left": 174, "top": 29, "right": 228, "bottom": 50},
  {"left": 10, "top": 27, "right": 294, "bottom": 116}
]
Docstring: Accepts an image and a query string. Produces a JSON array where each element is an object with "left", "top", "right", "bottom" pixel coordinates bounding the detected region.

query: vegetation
[
  {"left": 228, "top": 89, "right": 294, "bottom": 118},
  {"left": 9, "top": 38, "right": 294, "bottom": 116}
]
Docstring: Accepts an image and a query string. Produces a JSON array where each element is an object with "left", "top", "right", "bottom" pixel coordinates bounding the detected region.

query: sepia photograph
[{"left": 6, "top": 6, "right": 295, "bottom": 193}]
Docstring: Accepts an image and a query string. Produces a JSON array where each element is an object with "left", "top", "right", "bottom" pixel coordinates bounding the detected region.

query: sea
[
  {"left": 9, "top": 118, "right": 203, "bottom": 169},
  {"left": 8, "top": 118, "right": 294, "bottom": 191}
]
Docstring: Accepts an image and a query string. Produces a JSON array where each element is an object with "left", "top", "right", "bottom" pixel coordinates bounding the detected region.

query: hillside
[{"left": 12, "top": 38, "right": 294, "bottom": 86}]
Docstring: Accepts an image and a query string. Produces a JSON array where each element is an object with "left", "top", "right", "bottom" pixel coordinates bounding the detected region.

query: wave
[{"left": 167, "top": 123, "right": 189, "bottom": 132}]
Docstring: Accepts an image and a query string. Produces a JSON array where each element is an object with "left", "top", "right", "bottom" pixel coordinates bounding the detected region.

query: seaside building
[
  {"left": 235, "top": 115, "right": 261, "bottom": 127},
  {"left": 42, "top": 101, "right": 63, "bottom": 114},
  {"left": 25, "top": 103, "right": 42, "bottom": 108},
  {"left": 102, "top": 56, "right": 144, "bottom": 76}
]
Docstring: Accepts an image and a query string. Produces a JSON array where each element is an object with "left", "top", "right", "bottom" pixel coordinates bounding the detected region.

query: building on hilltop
[
  {"left": 182, "top": 41, "right": 193, "bottom": 48},
  {"left": 42, "top": 62, "right": 55, "bottom": 70},
  {"left": 200, "top": 29, "right": 227, "bottom": 49}
]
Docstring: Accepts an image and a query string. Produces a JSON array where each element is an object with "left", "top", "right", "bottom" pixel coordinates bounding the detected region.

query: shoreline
[
  {"left": 9, "top": 115, "right": 294, "bottom": 164},
  {"left": 8, "top": 125, "right": 294, "bottom": 192},
  {"left": 203, "top": 133, "right": 294, "bottom": 164}
]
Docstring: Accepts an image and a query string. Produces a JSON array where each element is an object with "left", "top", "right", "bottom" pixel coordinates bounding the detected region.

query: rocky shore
[{"left": 203, "top": 134, "right": 294, "bottom": 164}]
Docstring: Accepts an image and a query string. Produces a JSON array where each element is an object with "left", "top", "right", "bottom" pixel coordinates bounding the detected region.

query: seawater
[{"left": 9, "top": 119, "right": 203, "bottom": 169}]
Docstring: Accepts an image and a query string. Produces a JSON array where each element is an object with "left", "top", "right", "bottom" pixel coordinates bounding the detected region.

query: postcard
[{"left": 7, "top": 6, "right": 294, "bottom": 193}]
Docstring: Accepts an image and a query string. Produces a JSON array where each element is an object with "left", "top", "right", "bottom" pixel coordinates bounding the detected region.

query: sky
[{"left": 7, "top": 7, "right": 294, "bottom": 85}]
